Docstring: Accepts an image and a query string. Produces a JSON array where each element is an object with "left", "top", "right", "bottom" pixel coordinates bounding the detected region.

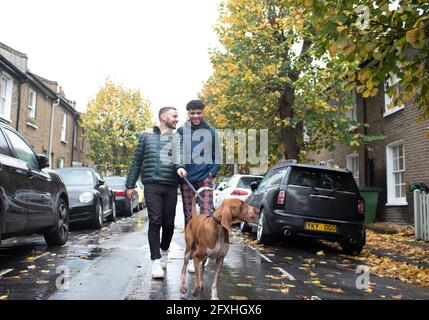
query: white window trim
[
  {"left": 26, "top": 122, "right": 38, "bottom": 129},
  {"left": 346, "top": 154, "right": 359, "bottom": 186},
  {"left": 0, "top": 74, "right": 12, "bottom": 121},
  {"left": 60, "top": 112, "right": 67, "bottom": 143},
  {"left": 386, "top": 140, "right": 407, "bottom": 206},
  {"left": 383, "top": 73, "right": 404, "bottom": 117},
  {"left": 28, "top": 89, "right": 37, "bottom": 120}
]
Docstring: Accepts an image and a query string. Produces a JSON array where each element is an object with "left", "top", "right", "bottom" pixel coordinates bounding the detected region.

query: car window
[
  {"left": 57, "top": 169, "right": 95, "bottom": 185},
  {"left": 237, "top": 176, "right": 263, "bottom": 189},
  {"left": 257, "top": 170, "right": 275, "bottom": 189},
  {"left": 290, "top": 167, "right": 357, "bottom": 192},
  {"left": 105, "top": 176, "right": 126, "bottom": 188},
  {"left": 94, "top": 171, "right": 103, "bottom": 181},
  {"left": 0, "top": 129, "right": 11, "bottom": 156},
  {"left": 226, "top": 177, "right": 236, "bottom": 189},
  {"left": 269, "top": 168, "right": 288, "bottom": 186},
  {"left": 3, "top": 128, "right": 38, "bottom": 167}
]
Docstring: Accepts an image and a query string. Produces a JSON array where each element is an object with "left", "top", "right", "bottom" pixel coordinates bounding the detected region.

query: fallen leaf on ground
[
  {"left": 386, "top": 286, "right": 397, "bottom": 290},
  {"left": 392, "top": 295, "right": 403, "bottom": 299},
  {"left": 0, "top": 294, "right": 8, "bottom": 300},
  {"left": 41, "top": 270, "right": 50, "bottom": 274},
  {"left": 237, "top": 283, "right": 252, "bottom": 287},
  {"left": 27, "top": 265, "right": 36, "bottom": 269},
  {"left": 230, "top": 296, "right": 248, "bottom": 300},
  {"left": 280, "top": 288, "right": 289, "bottom": 294},
  {"left": 35, "top": 280, "right": 50, "bottom": 285},
  {"left": 317, "top": 250, "right": 325, "bottom": 256},
  {"left": 6, "top": 276, "right": 21, "bottom": 280},
  {"left": 321, "top": 287, "right": 344, "bottom": 293}
]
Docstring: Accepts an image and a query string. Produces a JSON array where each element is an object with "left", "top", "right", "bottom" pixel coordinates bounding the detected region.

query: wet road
[{"left": 1, "top": 198, "right": 429, "bottom": 300}]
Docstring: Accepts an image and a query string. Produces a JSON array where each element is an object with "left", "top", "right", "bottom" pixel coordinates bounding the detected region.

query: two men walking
[{"left": 126, "top": 100, "right": 219, "bottom": 279}]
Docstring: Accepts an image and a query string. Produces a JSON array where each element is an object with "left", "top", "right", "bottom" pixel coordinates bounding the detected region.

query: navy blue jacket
[{"left": 176, "top": 120, "right": 220, "bottom": 182}]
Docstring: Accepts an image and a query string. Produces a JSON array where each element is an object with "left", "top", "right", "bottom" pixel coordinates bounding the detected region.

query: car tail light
[
  {"left": 114, "top": 190, "right": 126, "bottom": 197},
  {"left": 358, "top": 199, "right": 365, "bottom": 215},
  {"left": 277, "top": 190, "right": 286, "bottom": 205},
  {"left": 230, "top": 189, "right": 249, "bottom": 196}
]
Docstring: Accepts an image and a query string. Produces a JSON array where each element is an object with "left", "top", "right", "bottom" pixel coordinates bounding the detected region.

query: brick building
[
  {"left": 308, "top": 75, "right": 429, "bottom": 225},
  {"left": 0, "top": 42, "right": 92, "bottom": 169}
]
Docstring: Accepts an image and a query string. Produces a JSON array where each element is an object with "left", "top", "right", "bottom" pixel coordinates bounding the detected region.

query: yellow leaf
[
  {"left": 406, "top": 28, "right": 420, "bottom": 45},
  {"left": 317, "top": 250, "right": 325, "bottom": 256},
  {"left": 392, "top": 295, "right": 403, "bottom": 300},
  {"left": 0, "top": 294, "right": 8, "bottom": 300},
  {"left": 230, "top": 296, "right": 249, "bottom": 300},
  {"left": 304, "top": 0, "right": 313, "bottom": 7}
]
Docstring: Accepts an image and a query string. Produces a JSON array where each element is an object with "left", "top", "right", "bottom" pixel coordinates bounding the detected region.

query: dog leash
[{"left": 182, "top": 176, "right": 215, "bottom": 214}]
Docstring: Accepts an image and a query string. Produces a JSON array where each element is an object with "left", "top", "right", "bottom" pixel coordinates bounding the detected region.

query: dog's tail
[{"left": 191, "top": 187, "right": 213, "bottom": 219}]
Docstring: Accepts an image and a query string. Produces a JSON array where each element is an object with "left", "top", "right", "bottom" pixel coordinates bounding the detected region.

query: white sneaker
[
  {"left": 151, "top": 259, "right": 165, "bottom": 279},
  {"left": 160, "top": 250, "right": 169, "bottom": 269},
  {"left": 187, "top": 262, "right": 195, "bottom": 273}
]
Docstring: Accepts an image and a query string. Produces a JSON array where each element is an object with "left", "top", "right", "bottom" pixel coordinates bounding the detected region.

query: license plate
[{"left": 304, "top": 222, "right": 337, "bottom": 233}]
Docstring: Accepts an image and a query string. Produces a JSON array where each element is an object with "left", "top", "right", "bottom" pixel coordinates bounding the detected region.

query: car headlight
[{"left": 79, "top": 192, "right": 94, "bottom": 203}]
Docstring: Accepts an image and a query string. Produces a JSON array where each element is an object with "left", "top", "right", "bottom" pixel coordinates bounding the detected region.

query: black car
[
  {"left": 0, "top": 120, "right": 69, "bottom": 246},
  {"left": 55, "top": 167, "right": 116, "bottom": 229},
  {"left": 104, "top": 176, "right": 139, "bottom": 217},
  {"left": 244, "top": 161, "right": 366, "bottom": 255}
]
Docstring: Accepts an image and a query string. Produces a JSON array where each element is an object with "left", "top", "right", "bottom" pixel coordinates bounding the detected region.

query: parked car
[
  {"left": 0, "top": 120, "right": 69, "bottom": 246},
  {"left": 213, "top": 181, "right": 227, "bottom": 207},
  {"left": 214, "top": 174, "right": 263, "bottom": 209},
  {"left": 244, "top": 161, "right": 366, "bottom": 255},
  {"left": 55, "top": 167, "right": 116, "bottom": 229},
  {"left": 104, "top": 176, "right": 139, "bottom": 216},
  {"left": 135, "top": 181, "right": 145, "bottom": 210}
]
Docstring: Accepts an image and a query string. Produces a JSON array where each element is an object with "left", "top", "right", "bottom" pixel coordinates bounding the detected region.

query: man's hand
[
  {"left": 126, "top": 189, "right": 135, "bottom": 200},
  {"left": 177, "top": 168, "right": 187, "bottom": 178}
]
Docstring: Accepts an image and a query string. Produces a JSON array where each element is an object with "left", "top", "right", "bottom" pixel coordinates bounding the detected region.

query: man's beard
[{"left": 166, "top": 120, "right": 177, "bottom": 129}]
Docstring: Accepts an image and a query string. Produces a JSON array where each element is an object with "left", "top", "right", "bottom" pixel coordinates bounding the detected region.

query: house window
[
  {"left": 61, "top": 113, "right": 67, "bottom": 142},
  {"left": 384, "top": 72, "right": 404, "bottom": 117},
  {"left": 346, "top": 154, "right": 359, "bottom": 186},
  {"left": 347, "top": 88, "right": 358, "bottom": 121},
  {"left": 326, "top": 159, "right": 335, "bottom": 168},
  {"left": 386, "top": 142, "right": 407, "bottom": 206},
  {"left": 73, "top": 126, "right": 77, "bottom": 148},
  {"left": 28, "top": 89, "right": 37, "bottom": 120},
  {"left": 0, "top": 75, "right": 12, "bottom": 120}
]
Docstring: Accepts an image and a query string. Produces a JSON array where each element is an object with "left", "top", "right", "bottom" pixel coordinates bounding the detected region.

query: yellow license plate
[{"left": 304, "top": 222, "right": 337, "bottom": 233}]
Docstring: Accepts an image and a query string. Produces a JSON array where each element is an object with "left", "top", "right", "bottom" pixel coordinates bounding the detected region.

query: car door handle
[{"left": 310, "top": 194, "right": 336, "bottom": 200}]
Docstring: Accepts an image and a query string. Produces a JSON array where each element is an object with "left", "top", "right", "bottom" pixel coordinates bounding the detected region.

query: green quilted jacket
[{"left": 126, "top": 126, "right": 179, "bottom": 188}]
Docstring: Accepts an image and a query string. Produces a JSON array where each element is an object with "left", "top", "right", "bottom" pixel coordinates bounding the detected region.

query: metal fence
[{"left": 414, "top": 190, "right": 429, "bottom": 241}]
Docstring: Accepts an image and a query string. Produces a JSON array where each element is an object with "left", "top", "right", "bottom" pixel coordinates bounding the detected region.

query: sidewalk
[{"left": 353, "top": 222, "right": 429, "bottom": 288}]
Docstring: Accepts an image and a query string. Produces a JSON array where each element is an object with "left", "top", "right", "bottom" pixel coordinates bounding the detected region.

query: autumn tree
[
  {"left": 80, "top": 79, "right": 153, "bottom": 175},
  {"left": 202, "top": 0, "right": 379, "bottom": 167},
  {"left": 296, "top": 0, "right": 429, "bottom": 120}
]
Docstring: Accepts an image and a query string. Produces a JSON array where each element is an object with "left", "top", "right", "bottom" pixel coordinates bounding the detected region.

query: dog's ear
[{"left": 219, "top": 203, "right": 233, "bottom": 233}]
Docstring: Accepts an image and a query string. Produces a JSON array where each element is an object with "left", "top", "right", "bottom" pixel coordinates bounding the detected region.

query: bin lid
[{"left": 359, "top": 186, "right": 383, "bottom": 192}]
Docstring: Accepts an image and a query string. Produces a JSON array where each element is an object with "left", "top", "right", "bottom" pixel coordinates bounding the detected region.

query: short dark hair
[
  {"left": 158, "top": 106, "right": 176, "bottom": 119},
  {"left": 186, "top": 99, "right": 205, "bottom": 111}
]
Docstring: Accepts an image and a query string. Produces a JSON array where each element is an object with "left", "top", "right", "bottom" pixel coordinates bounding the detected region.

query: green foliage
[{"left": 80, "top": 78, "right": 154, "bottom": 175}]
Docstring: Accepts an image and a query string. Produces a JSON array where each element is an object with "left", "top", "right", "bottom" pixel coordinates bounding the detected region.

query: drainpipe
[
  {"left": 363, "top": 96, "right": 372, "bottom": 186},
  {"left": 15, "top": 82, "right": 24, "bottom": 131},
  {"left": 48, "top": 97, "right": 60, "bottom": 168},
  {"left": 71, "top": 114, "right": 76, "bottom": 167}
]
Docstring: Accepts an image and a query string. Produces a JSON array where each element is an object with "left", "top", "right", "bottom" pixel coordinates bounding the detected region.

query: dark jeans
[{"left": 144, "top": 183, "right": 178, "bottom": 260}]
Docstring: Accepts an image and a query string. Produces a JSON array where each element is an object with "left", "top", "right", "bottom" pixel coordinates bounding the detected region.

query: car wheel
[
  {"left": 256, "top": 208, "right": 273, "bottom": 245},
  {"left": 91, "top": 201, "right": 103, "bottom": 229},
  {"left": 106, "top": 200, "right": 116, "bottom": 222},
  {"left": 44, "top": 198, "right": 69, "bottom": 246},
  {"left": 240, "top": 221, "right": 252, "bottom": 233}
]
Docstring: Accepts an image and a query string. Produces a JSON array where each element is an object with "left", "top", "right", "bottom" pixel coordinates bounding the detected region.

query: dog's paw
[
  {"left": 211, "top": 295, "right": 219, "bottom": 300},
  {"left": 192, "top": 287, "right": 201, "bottom": 297},
  {"left": 180, "top": 285, "right": 188, "bottom": 294}
]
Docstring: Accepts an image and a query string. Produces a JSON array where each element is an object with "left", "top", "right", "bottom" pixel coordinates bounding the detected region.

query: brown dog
[{"left": 180, "top": 188, "right": 259, "bottom": 300}]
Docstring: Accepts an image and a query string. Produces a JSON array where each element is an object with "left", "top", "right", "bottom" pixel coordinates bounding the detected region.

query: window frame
[
  {"left": 28, "top": 89, "right": 37, "bottom": 120},
  {"left": 61, "top": 112, "right": 67, "bottom": 143},
  {"left": 384, "top": 72, "right": 404, "bottom": 117},
  {"left": 0, "top": 74, "right": 12, "bottom": 121},
  {"left": 386, "top": 141, "right": 407, "bottom": 206}
]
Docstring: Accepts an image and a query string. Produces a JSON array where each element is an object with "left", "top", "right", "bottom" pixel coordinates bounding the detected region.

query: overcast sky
[{"left": 1, "top": 0, "right": 221, "bottom": 124}]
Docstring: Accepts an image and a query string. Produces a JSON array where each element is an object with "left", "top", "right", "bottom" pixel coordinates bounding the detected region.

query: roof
[{"left": 0, "top": 54, "right": 27, "bottom": 82}]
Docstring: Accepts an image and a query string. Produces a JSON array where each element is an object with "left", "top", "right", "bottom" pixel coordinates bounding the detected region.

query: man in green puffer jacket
[{"left": 126, "top": 106, "right": 180, "bottom": 279}]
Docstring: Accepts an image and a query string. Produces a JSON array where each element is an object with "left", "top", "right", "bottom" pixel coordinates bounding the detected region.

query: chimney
[{"left": 58, "top": 85, "right": 65, "bottom": 98}]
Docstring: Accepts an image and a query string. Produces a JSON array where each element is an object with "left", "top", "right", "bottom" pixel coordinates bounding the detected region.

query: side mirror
[
  {"left": 37, "top": 154, "right": 49, "bottom": 169},
  {"left": 250, "top": 181, "right": 259, "bottom": 192},
  {"left": 98, "top": 179, "right": 105, "bottom": 186}
]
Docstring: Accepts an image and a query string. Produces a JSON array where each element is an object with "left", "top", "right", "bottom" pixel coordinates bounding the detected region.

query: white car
[{"left": 214, "top": 174, "right": 263, "bottom": 209}]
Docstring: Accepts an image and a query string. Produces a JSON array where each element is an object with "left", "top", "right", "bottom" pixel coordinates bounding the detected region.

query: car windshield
[
  {"left": 57, "top": 169, "right": 94, "bottom": 186},
  {"left": 237, "top": 177, "right": 263, "bottom": 189},
  {"left": 289, "top": 168, "right": 357, "bottom": 192},
  {"left": 105, "top": 176, "right": 126, "bottom": 188}
]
